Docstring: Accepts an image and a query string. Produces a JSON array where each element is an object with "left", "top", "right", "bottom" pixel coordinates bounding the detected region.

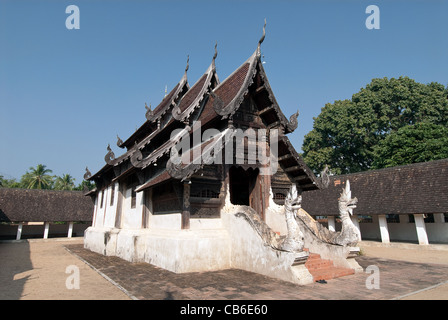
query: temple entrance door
[{"left": 229, "top": 166, "right": 264, "bottom": 219}]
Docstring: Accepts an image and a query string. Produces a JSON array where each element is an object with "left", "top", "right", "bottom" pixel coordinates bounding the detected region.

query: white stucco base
[
  {"left": 84, "top": 213, "right": 314, "bottom": 285},
  {"left": 84, "top": 186, "right": 362, "bottom": 285},
  {"left": 84, "top": 226, "right": 231, "bottom": 273}
]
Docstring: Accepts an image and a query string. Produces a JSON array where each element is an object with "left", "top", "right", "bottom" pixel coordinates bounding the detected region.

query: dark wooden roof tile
[
  {"left": 0, "top": 188, "right": 94, "bottom": 222},
  {"left": 302, "top": 159, "right": 448, "bottom": 216}
]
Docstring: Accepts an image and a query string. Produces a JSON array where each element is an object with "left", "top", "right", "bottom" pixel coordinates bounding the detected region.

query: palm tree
[
  {"left": 54, "top": 174, "right": 76, "bottom": 190},
  {"left": 22, "top": 164, "right": 54, "bottom": 189}
]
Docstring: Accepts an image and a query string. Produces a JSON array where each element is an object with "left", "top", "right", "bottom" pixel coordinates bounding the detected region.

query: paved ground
[
  {"left": 1, "top": 238, "right": 448, "bottom": 300},
  {"left": 0, "top": 238, "right": 128, "bottom": 300}
]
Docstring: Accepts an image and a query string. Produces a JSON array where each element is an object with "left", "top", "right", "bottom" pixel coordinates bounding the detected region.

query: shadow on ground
[{"left": 0, "top": 241, "right": 33, "bottom": 300}]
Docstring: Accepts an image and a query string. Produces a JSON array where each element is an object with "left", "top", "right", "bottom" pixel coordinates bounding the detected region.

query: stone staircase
[{"left": 304, "top": 251, "right": 355, "bottom": 281}]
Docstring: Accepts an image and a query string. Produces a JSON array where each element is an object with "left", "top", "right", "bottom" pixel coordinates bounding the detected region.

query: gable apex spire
[
  {"left": 185, "top": 55, "right": 189, "bottom": 74},
  {"left": 212, "top": 41, "right": 218, "bottom": 64},
  {"left": 257, "top": 18, "right": 266, "bottom": 56}
]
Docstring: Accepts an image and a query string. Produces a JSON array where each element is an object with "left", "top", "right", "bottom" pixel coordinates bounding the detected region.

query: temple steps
[{"left": 304, "top": 252, "right": 355, "bottom": 281}]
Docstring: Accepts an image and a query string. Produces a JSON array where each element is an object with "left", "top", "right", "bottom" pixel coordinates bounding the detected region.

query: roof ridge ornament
[
  {"left": 285, "top": 109, "right": 299, "bottom": 132},
  {"left": 145, "top": 102, "right": 153, "bottom": 121},
  {"left": 117, "top": 134, "right": 124, "bottom": 148},
  {"left": 105, "top": 144, "right": 116, "bottom": 165},
  {"left": 212, "top": 41, "right": 218, "bottom": 63},
  {"left": 257, "top": 18, "right": 267, "bottom": 56},
  {"left": 83, "top": 167, "right": 92, "bottom": 180},
  {"left": 185, "top": 55, "right": 189, "bottom": 74}
]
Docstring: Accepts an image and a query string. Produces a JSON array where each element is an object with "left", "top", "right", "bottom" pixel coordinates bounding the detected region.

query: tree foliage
[
  {"left": 372, "top": 122, "right": 448, "bottom": 169},
  {"left": 302, "top": 77, "right": 448, "bottom": 174},
  {"left": 21, "top": 164, "right": 54, "bottom": 189},
  {"left": 0, "top": 165, "right": 95, "bottom": 191},
  {"left": 54, "top": 173, "right": 76, "bottom": 190},
  {"left": 74, "top": 179, "right": 96, "bottom": 191}
]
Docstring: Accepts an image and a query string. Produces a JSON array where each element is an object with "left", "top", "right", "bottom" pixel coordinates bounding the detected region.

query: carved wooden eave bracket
[
  {"left": 144, "top": 103, "right": 153, "bottom": 121},
  {"left": 116, "top": 134, "right": 124, "bottom": 148},
  {"left": 83, "top": 167, "right": 92, "bottom": 180},
  {"left": 104, "top": 144, "right": 116, "bottom": 165},
  {"left": 285, "top": 110, "right": 299, "bottom": 132}
]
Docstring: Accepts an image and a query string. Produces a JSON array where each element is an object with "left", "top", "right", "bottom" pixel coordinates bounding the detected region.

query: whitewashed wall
[
  {"left": 121, "top": 188, "right": 144, "bottom": 229},
  {"left": 93, "top": 190, "right": 105, "bottom": 227},
  {"left": 92, "top": 183, "right": 119, "bottom": 228},
  {"left": 104, "top": 182, "right": 119, "bottom": 228}
]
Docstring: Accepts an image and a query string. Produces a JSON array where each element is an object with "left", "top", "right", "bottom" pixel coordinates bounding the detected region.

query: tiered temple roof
[{"left": 85, "top": 26, "right": 322, "bottom": 194}]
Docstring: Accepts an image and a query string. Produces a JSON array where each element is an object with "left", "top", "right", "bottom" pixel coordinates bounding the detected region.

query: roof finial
[
  {"left": 185, "top": 55, "right": 189, "bottom": 73},
  {"left": 257, "top": 18, "right": 267, "bottom": 55},
  {"left": 117, "top": 134, "right": 124, "bottom": 148},
  {"left": 83, "top": 167, "right": 92, "bottom": 180},
  {"left": 145, "top": 102, "right": 153, "bottom": 121},
  {"left": 164, "top": 85, "right": 167, "bottom": 97},
  {"left": 212, "top": 41, "right": 218, "bottom": 62}
]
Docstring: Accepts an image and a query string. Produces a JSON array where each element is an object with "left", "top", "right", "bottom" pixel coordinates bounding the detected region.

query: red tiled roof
[
  {"left": 178, "top": 74, "right": 207, "bottom": 113},
  {"left": 215, "top": 62, "right": 250, "bottom": 108},
  {"left": 153, "top": 83, "right": 181, "bottom": 116}
]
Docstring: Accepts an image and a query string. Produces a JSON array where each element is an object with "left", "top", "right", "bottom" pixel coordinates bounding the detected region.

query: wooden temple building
[
  {"left": 84, "top": 32, "right": 321, "bottom": 233},
  {"left": 83, "top": 25, "right": 355, "bottom": 284}
]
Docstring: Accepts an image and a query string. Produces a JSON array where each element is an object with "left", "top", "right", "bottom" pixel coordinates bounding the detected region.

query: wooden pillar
[
  {"left": 43, "top": 222, "right": 50, "bottom": 239},
  {"left": 67, "top": 222, "right": 74, "bottom": 238},
  {"left": 16, "top": 222, "right": 23, "bottom": 240},
  {"left": 182, "top": 181, "right": 191, "bottom": 230},
  {"left": 378, "top": 215, "right": 390, "bottom": 244},
  {"left": 327, "top": 216, "right": 336, "bottom": 232},
  {"left": 414, "top": 214, "right": 429, "bottom": 245}
]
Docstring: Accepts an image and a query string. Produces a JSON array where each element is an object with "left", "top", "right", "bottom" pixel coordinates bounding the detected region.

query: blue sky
[{"left": 1, "top": 0, "right": 447, "bottom": 184}]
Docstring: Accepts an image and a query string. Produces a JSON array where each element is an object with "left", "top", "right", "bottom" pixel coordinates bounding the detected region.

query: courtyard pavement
[{"left": 1, "top": 238, "right": 448, "bottom": 301}]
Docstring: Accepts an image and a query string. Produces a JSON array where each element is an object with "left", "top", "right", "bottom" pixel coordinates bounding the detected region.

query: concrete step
[
  {"left": 310, "top": 267, "right": 355, "bottom": 281},
  {"left": 304, "top": 250, "right": 355, "bottom": 281}
]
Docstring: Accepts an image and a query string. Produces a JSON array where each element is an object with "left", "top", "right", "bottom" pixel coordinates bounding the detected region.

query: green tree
[
  {"left": 372, "top": 122, "right": 448, "bottom": 169},
  {"left": 74, "top": 180, "right": 96, "bottom": 191},
  {"left": 21, "top": 164, "right": 54, "bottom": 189},
  {"left": 302, "top": 77, "right": 448, "bottom": 174},
  {"left": 0, "top": 177, "right": 22, "bottom": 188},
  {"left": 54, "top": 174, "right": 76, "bottom": 190}
]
